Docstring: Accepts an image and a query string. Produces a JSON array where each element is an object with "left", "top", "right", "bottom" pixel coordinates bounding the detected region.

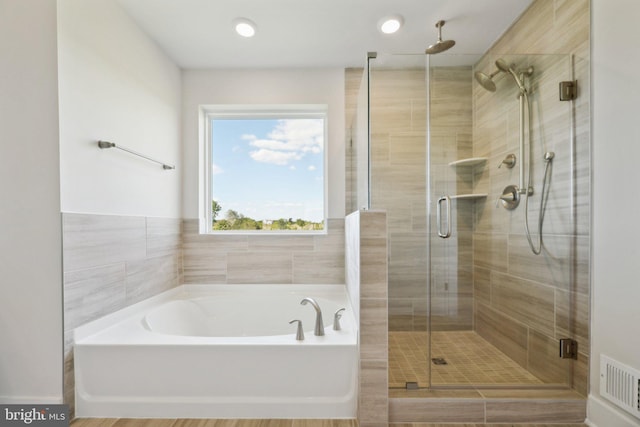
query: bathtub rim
[{"left": 74, "top": 284, "right": 358, "bottom": 346}]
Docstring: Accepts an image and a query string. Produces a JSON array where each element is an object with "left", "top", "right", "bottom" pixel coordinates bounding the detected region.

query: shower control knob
[{"left": 497, "top": 184, "right": 520, "bottom": 210}]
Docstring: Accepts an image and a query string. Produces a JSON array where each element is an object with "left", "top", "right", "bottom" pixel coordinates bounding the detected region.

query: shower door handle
[{"left": 437, "top": 196, "right": 451, "bottom": 239}]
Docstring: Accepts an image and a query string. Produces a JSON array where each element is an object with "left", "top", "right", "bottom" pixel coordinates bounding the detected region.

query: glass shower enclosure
[{"left": 353, "top": 52, "right": 578, "bottom": 390}]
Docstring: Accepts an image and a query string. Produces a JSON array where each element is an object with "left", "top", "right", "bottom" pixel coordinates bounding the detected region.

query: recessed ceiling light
[
  {"left": 378, "top": 15, "right": 404, "bottom": 34},
  {"left": 234, "top": 18, "right": 256, "bottom": 38}
]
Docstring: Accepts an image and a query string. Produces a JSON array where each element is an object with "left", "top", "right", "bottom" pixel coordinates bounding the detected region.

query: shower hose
[
  {"left": 523, "top": 92, "right": 555, "bottom": 255},
  {"left": 524, "top": 154, "right": 553, "bottom": 255}
]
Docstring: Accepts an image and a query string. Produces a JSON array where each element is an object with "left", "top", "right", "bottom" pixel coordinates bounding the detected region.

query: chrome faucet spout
[{"left": 300, "top": 297, "right": 324, "bottom": 336}]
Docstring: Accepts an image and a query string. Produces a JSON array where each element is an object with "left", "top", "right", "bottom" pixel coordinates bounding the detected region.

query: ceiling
[{"left": 117, "top": 0, "right": 534, "bottom": 69}]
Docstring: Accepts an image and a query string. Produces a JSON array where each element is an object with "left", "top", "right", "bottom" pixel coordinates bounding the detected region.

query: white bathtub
[{"left": 74, "top": 284, "right": 358, "bottom": 419}]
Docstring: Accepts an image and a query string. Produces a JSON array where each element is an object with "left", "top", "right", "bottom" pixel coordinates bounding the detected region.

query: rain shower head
[{"left": 425, "top": 20, "right": 455, "bottom": 54}]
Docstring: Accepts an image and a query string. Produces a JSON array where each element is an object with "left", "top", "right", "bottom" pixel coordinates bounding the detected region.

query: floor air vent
[{"left": 600, "top": 355, "right": 640, "bottom": 419}]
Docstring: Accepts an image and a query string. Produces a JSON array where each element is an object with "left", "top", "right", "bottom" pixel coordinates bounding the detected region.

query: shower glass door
[
  {"left": 428, "top": 52, "right": 576, "bottom": 389},
  {"left": 366, "top": 54, "right": 431, "bottom": 389},
  {"left": 368, "top": 52, "right": 577, "bottom": 390}
]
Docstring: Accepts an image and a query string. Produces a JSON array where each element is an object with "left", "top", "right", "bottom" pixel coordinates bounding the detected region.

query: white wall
[
  {"left": 0, "top": 0, "right": 63, "bottom": 403},
  {"left": 58, "top": 0, "right": 182, "bottom": 218},
  {"left": 590, "top": 0, "right": 640, "bottom": 425},
  {"left": 181, "top": 68, "right": 345, "bottom": 219}
]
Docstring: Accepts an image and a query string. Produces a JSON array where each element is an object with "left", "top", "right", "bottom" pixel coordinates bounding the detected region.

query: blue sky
[{"left": 211, "top": 118, "right": 324, "bottom": 222}]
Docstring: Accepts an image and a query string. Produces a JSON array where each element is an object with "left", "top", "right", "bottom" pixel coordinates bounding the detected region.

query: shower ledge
[
  {"left": 448, "top": 157, "right": 488, "bottom": 167},
  {"left": 449, "top": 193, "right": 488, "bottom": 200}
]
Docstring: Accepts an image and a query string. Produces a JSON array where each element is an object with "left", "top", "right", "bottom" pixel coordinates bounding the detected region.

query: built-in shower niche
[{"left": 362, "top": 51, "right": 580, "bottom": 392}]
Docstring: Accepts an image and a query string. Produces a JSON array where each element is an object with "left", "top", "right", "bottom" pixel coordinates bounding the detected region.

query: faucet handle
[
  {"left": 333, "top": 308, "right": 346, "bottom": 331},
  {"left": 498, "top": 153, "right": 516, "bottom": 169},
  {"left": 289, "top": 319, "right": 304, "bottom": 341}
]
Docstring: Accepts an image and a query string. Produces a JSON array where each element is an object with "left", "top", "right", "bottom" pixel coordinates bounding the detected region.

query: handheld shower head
[
  {"left": 475, "top": 58, "right": 534, "bottom": 94},
  {"left": 425, "top": 20, "right": 455, "bottom": 54},
  {"left": 495, "top": 59, "right": 530, "bottom": 94},
  {"left": 495, "top": 58, "right": 512, "bottom": 73}
]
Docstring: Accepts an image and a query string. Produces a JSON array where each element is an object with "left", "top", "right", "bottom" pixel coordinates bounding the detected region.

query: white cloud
[
  {"left": 307, "top": 165, "right": 316, "bottom": 171},
  {"left": 268, "top": 119, "right": 324, "bottom": 152},
  {"left": 249, "top": 138, "right": 292, "bottom": 151},
  {"left": 249, "top": 149, "right": 302, "bottom": 165},
  {"left": 246, "top": 119, "right": 323, "bottom": 166}
]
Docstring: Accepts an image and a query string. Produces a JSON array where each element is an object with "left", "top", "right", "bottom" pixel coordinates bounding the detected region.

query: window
[{"left": 202, "top": 105, "right": 327, "bottom": 234}]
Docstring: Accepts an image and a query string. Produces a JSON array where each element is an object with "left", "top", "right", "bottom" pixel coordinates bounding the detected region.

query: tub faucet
[{"left": 300, "top": 297, "right": 324, "bottom": 336}]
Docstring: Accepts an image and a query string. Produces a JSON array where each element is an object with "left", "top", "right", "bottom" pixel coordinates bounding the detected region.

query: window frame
[{"left": 200, "top": 104, "right": 329, "bottom": 235}]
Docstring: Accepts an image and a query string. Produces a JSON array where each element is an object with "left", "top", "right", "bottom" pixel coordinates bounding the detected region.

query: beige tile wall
[
  {"left": 181, "top": 218, "right": 345, "bottom": 284},
  {"left": 62, "top": 213, "right": 182, "bottom": 413},
  {"left": 472, "top": 0, "right": 590, "bottom": 395},
  {"left": 346, "top": 211, "right": 389, "bottom": 427}
]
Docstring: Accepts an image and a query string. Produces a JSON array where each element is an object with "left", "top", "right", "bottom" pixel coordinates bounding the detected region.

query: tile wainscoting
[
  {"left": 62, "top": 213, "right": 182, "bottom": 413},
  {"left": 182, "top": 218, "right": 345, "bottom": 284}
]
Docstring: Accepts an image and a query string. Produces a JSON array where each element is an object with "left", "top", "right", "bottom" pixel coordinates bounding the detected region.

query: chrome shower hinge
[
  {"left": 559, "top": 338, "right": 578, "bottom": 359},
  {"left": 559, "top": 80, "right": 577, "bottom": 101}
]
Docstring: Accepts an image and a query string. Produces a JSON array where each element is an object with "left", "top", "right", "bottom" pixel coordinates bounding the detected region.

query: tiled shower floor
[{"left": 389, "top": 330, "right": 543, "bottom": 388}]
